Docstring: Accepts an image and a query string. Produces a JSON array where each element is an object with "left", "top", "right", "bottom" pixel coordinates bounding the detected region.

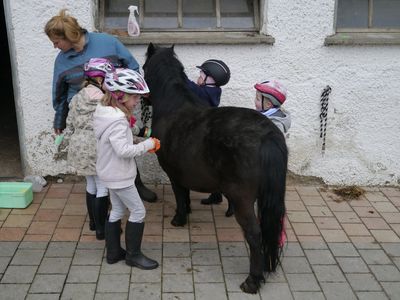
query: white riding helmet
[{"left": 104, "top": 68, "right": 150, "bottom": 95}]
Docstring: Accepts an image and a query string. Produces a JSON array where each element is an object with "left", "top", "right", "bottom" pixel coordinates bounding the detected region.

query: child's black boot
[
  {"left": 105, "top": 220, "right": 126, "bottom": 264},
  {"left": 93, "top": 196, "right": 109, "bottom": 240},
  {"left": 125, "top": 221, "right": 158, "bottom": 270},
  {"left": 86, "top": 192, "right": 96, "bottom": 231}
]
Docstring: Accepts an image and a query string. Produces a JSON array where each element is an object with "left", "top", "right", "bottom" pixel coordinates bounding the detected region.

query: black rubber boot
[
  {"left": 125, "top": 221, "right": 159, "bottom": 270},
  {"left": 135, "top": 168, "right": 157, "bottom": 203},
  {"left": 105, "top": 220, "right": 126, "bottom": 264},
  {"left": 201, "top": 192, "right": 223, "bottom": 205},
  {"left": 93, "top": 196, "right": 109, "bottom": 240},
  {"left": 86, "top": 192, "right": 96, "bottom": 231}
]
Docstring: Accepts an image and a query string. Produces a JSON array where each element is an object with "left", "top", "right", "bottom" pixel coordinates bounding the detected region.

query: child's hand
[
  {"left": 148, "top": 137, "right": 160, "bottom": 153},
  {"left": 139, "top": 126, "right": 152, "bottom": 138}
]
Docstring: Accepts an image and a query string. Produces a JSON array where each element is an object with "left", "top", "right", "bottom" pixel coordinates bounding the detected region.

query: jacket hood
[
  {"left": 93, "top": 104, "right": 127, "bottom": 139},
  {"left": 269, "top": 109, "right": 291, "bottom": 134},
  {"left": 274, "top": 112, "right": 291, "bottom": 133},
  {"left": 74, "top": 85, "right": 103, "bottom": 114}
]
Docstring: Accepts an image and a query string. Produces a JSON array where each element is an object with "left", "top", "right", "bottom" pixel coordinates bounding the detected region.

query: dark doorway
[{"left": 0, "top": 1, "right": 23, "bottom": 179}]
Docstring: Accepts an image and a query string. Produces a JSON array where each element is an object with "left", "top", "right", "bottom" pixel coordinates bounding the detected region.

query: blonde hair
[
  {"left": 101, "top": 91, "right": 132, "bottom": 119},
  {"left": 44, "top": 9, "right": 85, "bottom": 43}
]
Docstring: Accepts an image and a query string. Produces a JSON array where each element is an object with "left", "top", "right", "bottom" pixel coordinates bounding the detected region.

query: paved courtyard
[{"left": 0, "top": 182, "right": 399, "bottom": 299}]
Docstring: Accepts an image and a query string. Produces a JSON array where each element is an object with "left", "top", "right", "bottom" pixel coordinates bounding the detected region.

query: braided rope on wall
[{"left": 319, "top": 85, "right": 332, "bottom": 154}]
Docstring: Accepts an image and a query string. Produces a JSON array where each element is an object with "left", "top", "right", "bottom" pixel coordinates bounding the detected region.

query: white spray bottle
[{"left": 127, "top": 5, "right": 140, "bottom": 37}]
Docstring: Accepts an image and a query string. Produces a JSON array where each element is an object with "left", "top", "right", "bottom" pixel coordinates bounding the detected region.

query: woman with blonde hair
[
  {"left": 45, "top": 9, "right": 139, "bottom": 134},
  {"left": 45, "top": 9, "right": 158, "bottom": 205}
]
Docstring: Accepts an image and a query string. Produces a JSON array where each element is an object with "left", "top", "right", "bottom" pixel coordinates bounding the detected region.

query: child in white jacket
[{"left": 94, "top": 68, "right": 160, "bottom": 269}]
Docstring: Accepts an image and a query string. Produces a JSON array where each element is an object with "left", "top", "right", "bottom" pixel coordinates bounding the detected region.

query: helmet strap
[
  {"left": 99, "top": 78, "right": 106, "bottom": 93},
  {"left": 261, "top": 95, "right": 266, "bottom": 111},
  {"left": 200, "top": 71, "right": 216, "bottom": 86},
  {"left": 261, "top": 94, "right": 280, "bottom": 109},
  {"left": 204, "top": 75, "right": 216, "bottom": 86},
  {"left": 111, "top": 91, "right": 124, "bottom": 102}
]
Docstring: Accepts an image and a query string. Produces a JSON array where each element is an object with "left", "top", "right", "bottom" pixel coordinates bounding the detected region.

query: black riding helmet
[{"left": 196, "top": 59, "right": 230, "bottom": 86}]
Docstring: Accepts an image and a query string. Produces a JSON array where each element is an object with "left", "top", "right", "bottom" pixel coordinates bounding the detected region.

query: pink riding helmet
[
  {"left": 83, "top": 58, "right": 115, "bottom": 78},
  {"left": 254, "top": 80, "right": 287, "bottom": 106}
]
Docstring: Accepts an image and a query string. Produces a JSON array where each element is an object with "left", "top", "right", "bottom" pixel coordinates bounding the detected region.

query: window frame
[
  {"left": 94, "top": 0, "right": 274, "bottom": 45},
  {"left": 326, "top": 0, "right": 400, "bottom": 45}
]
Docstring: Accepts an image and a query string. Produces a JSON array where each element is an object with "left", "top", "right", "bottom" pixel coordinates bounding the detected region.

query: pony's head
[
  {"left": 143, "top": 43, "right": 202, "bottom": 115},
  {"left": 143, "top": 43, "right": 177, "bottom": 74},
  {"left": 145, "top": 42, "right": 175, "bottom": 59}
]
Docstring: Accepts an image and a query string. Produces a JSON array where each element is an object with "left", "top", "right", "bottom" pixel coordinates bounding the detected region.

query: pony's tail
[{"left": 257, "top": 135, "right": 288, "bottom": 272}]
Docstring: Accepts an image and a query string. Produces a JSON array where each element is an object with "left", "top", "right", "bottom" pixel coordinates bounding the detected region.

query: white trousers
[
  {"left": 85, "top": 175, "right": 108, "bottom": 197},
  {"left": 108, "top": 185, "right": 146, "bottom": 223}
]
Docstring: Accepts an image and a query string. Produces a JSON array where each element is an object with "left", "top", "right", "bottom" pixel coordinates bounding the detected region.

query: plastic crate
[{"left": 0, "top": 182, "right": 33, "bottom": 208}]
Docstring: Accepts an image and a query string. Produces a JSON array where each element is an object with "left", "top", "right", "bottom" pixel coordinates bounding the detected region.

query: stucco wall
[{"left": 5, "top": 0, "right": 400, "bottom": 185}]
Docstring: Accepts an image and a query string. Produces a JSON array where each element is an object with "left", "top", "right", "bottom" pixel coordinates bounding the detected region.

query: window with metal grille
[
  {"left": 336, "top": 0, "right": 400, "bottom": 32},
  {"left": 96, "top": 0, "right": 273, "bottom": 44},
  {"left": 326, "top": 0, "right": 400, "bottom": 45}
]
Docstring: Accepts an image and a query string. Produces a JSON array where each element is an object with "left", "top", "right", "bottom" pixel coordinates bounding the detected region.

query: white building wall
[{"left": 5, "top": 0, "right": 400, "bottom": 186}]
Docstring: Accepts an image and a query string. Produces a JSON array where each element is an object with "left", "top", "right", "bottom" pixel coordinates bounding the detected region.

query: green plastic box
[{"left": 0, "top": 182, "right": 33, "bottom": 208}]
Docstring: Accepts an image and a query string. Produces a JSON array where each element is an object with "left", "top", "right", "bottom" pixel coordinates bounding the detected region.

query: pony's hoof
[
  {"left": 225, "top": 208, "right": 234, "bottom": 217},
  {"left": 171, "top": 215, "right": 186, "bottom": 227},
  {"left": 240, "top": 275, "right": 262, "bottom": 294},
  {"left": 240, "top": 281, "right": 258, "bottom": 294}
]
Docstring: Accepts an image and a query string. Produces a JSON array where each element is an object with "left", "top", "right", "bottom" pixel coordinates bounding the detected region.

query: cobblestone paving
[{"left": 0, "top": 183, "right": 399, "bottom": 299}]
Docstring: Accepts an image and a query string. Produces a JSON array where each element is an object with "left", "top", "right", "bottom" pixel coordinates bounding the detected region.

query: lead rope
[
  {"left": 140, "top": 98, "right": 152, "bottom": 128},
  {"left": 319, "top": 85, "right": 332, "bottom": 155}
]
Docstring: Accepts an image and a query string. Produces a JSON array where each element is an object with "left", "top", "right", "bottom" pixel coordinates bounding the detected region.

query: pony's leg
[
  {"left": 170, "top": 182, "right": 190, "bottom": 227},
  {"left": 185, "top": 196, "right": 191, "bottom": 214},
  {"left": 232, "top": 197, "right": 265, "bottom": 294},
  {"left": 225, "top": 199, "right": 234, "bottom": 217}
]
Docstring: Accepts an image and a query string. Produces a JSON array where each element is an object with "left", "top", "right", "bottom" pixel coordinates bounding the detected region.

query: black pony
[{"left": 144, "top": 43, "right": 288, "bottom": 294}]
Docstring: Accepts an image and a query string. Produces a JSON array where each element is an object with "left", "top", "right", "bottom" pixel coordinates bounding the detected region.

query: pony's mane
[
  {"left": 145, "top": 46, "right": 186, "bottom": 85},
  {"left": 144, "top": 44, "right": 205, "bottom": 111}
]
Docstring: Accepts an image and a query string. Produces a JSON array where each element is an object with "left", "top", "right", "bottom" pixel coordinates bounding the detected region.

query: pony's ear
[
  {"left": 169, "top": 44, "right": 176, "bottom": 56},
  {"left": 146, "top": 43, "right": 157, "bottom": 58}
]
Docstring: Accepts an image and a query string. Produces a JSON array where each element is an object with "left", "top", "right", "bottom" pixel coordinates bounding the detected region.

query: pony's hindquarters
[{"left": 258, "top": 135, "right": 288, "bottom": 272}]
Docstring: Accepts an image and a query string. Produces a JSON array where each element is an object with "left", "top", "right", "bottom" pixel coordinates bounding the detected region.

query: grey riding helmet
[{"left": 196, "top": 59, "right": 230, "bottom": 86}]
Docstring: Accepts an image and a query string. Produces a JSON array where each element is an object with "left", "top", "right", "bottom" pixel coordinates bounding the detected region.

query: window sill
[
  {"left": 107, "top": 30, "right": 274, "bottom": 45},
  {"left": 325, "top": 32, "right": 400, "bottom": 45}
]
